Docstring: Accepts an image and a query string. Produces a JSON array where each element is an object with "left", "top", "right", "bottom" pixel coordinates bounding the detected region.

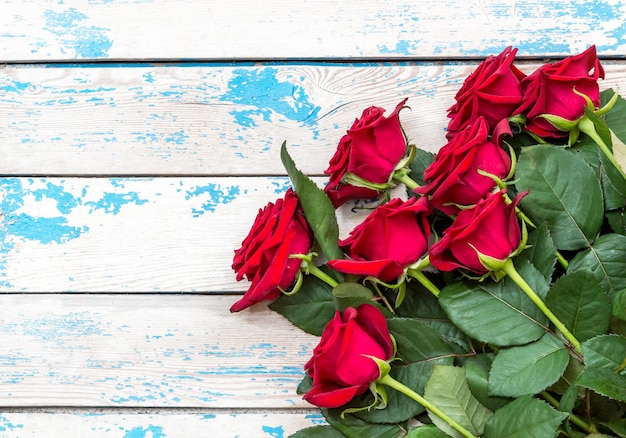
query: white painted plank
[
  {"left": 0, "top": 295, "right": 318, "bottom": 408},
  {"left": 0, "top": 411, "right": 325, "bottom": 437},
  {"left": 1, "top": 0, "right": 626, "bottom": 61},
  {"left": 0, "top": 176, "right": 372, "bottom": 292},
  {"left": 2, "top": 62, "right": 626, "bottom": 176}
]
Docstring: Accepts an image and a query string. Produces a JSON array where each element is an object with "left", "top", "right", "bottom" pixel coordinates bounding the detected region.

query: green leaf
[
  {"left": 572, "top": 133, "right": 626, "bottom": 212},
  {"left": 406, "top": 425, "right": 449, "bottom": 438},
  {"left": 439, "top": 259, "right": 549, "bottom": 347},
  {"left": 387, "top": 318, "right": 455, "bottom": 363},
  {"left": 604, "top": 417, "right": 626, "bottom": 437},
  {"left": 599, "top": 143, "right": 626, "bottom": 210},
  {"left": 269, "top": 274, "right": 335, "bottom": 336},
  {"left": 606, "top": 208, "right": 626, "bottom": 235},
  {"left": 280, "top": 142, "right": 343, "bottom": 262},
  {"left": 289, "top": 425, "right": 347, "bottom": 438},
  {"left": 396, "top": 283, "right": 471, "bottom": 353},
  {"left": 516, "top": 145, "right": 603, "bottom": 250},
  {"left": 545, "top": 270, "right": 612, "bottom": 341},
  {"left": 569, "top": 233, "right": 626, "bottom": 298},
  {"left": 482, "top": 395, "right": 568, "bottom": 438},
  {"left": 408, "top": 148, "right": 435, "bottom": 187},
  {"left": 518, "top": 222, "right": 558, "bottom": 282},
  {"left": 614, "top": 289, "right": 626, "bottom": 320},
  {"left": 488, "top": 333, "right": 569, "bottom": 397},
  {"left": 464, "top": 354, "right": 512, "bottom": 411},
  {"left": 577, "top": 334, "right": 626, "bottom": 401},
  {"left": 332, "top": 282, "right": 375, "bottom": 312},
  {"left": 423, "top": 365, "right": 493, "bottom": 438},
  {"left": 322, "top": 409, "right": 404, "bottom": 438}
]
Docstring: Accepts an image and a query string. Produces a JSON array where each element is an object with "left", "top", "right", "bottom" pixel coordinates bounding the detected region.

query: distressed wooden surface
[
  {"left": 2, "top": 0, "right": 626, "bottom": 61},
  {"left": 2, "top": 62, "right": 626, "bottom": 176},
  {"left": 2, "top": 0, "right": 626, "bottom": 436},
  {"left": 0, "top": 411, "right": 325, "bottom": 437}
]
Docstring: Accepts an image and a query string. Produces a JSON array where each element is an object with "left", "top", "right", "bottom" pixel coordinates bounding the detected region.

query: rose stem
[
  {"left": 378, "top": 374, "right": 478, "bottom": 438},
  {"left": 407, "top": 269, "right": 440, "bottom": 297},
  {"left": 579, "top": 117, "right": 626, "bottom": 181},
  {"left": 306, "top": 264, "right": 339, "bottom": 288},
  {"left": 540, "top": 391, "right": 598, "bottom": 434},
  {"left": 393, "top": 173, "right": 420, "bottom": 190},
  {"left": 501, "top": 258, "right": 582, "bottom": 354}
]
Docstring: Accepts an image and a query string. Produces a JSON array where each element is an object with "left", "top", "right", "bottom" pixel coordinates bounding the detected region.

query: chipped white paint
[
  {"left": 2, "top": 0, "right": 626, "bottom": 435},
  {"left": 1, "top": 0, "right": 626, "bottom": 61},
  {"left": 0, "top": 295, "right": 317, "bottom": 408},
  {"left": 0, "top": 176, "right": 372, "bottom": 292},
  {"left": 2, "top": 63, "right": 626, "bottom": 176},
  {"left": 0, "top": 412, "right": 325, "bottom": 437}
]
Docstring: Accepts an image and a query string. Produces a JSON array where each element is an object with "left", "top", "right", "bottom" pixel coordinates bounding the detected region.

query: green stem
[
  {"left": 407, "top": 269, "right": 440, "bottom": 297},
  {"left": 501, "top": 259, "right": 582, "bottom": 354},
  {"left": 556, "top": 251, "right": 569, "bottom": 270},
  {"left": 579, "top": 117, "right": 626, "bottom": 181},
  {"left": 394, "top": 173, "right": 420, "bottom": 190},
  {"left": 378, "top": 374, "right": 478, "bottom": 438},
  {"left": 540, "top": 391, "right": 598, "bottom": 434},
  {"left": 307, "top": 264, "right": 339, "bottom": 288}
]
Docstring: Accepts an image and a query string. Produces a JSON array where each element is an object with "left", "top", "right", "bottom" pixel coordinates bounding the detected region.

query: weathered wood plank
[
  {"left": 0, "top": 176, "right": 372, "bottom": 292},
  {"left": 2, "top": 62, "right": 626, "bottom": 176},
  {"left": 0, "top": 411, "right": 324, "bottom": 437},
  {"left": 2, "top": 0, "right": 625, "bottom": 62},
  {"left": 0, "top": 295, "right": 317, "bottom": 408}
]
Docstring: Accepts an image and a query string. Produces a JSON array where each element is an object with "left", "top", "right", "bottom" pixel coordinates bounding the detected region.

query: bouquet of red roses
[{"left": 231, "top": 46, "right": 626, "bottom": 437}]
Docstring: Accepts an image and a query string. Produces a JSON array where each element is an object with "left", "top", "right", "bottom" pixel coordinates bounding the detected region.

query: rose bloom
[
  {"left": 328, "top": 196, "right": 431, "bottom": 281},
  {"left": 418, "top": 117, "right": 512, "bottom": 215},
  {"left": 514, "top": 45, "right": 605, "bottom": 138},
  {"left": 230, "top": 188, "right": 313, "bottom": 312},
  {"left": 429, "top": 190, "right": 525, "bottom": 275},
  {"left": 303, "top": 303, "right": 394, "bottom": 408},
  {"left": 447, "top": 46, "right": 526, "bottom": 139},
  {"left": 324, "top": 99, "right": 410, "bottom": 207}
]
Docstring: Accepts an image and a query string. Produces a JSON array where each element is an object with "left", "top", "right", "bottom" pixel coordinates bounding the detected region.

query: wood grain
[
  {"left": 2, "top": 0, "right": 625, "bottom": 61},
  {"left": 0, "top": 295, "right": 317, "bottom": 408},
  {"left": 4, "top": 1, "right": 626, "bottom": 435},
  {"left": 0, "top": 411, "right": 324, "bottom": 437},
  {"left": 2, "top": 62, "right": 626, "bottom": 176},
  {"left": 0, "top": 176, "right": 375, "bottom": 292}
]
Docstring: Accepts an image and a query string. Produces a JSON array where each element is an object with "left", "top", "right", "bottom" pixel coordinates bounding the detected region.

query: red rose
[
  {"left": 515, "top": 45, "right": 605, "bottom": 138},
  {"left": 447, "top": 46, "right": 526, "bottom": 139},
  {"left": 327, "top": 196, "right": 431, "bottom": 281},
  {"left": 418, "top": 117, "right": 512, "bottom": 215},
  {"left": 303, "top": 303, "right": 394, "bottom": 408},
  {"left": 230, "top": 188, "right": 313, "bottom": 312},
  {"left": 324, "top": 99, "right": 410, "bottom": 207},
  {"left": 429, "top": 190, "right": 525, "bottom": 274}
]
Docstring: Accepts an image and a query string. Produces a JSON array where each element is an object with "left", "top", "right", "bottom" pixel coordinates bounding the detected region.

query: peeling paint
[
  {"left": 220, "top": 68, "right": 320, "bottom": 128},
  {"left": 43, "top": 8, "right": 112, "bottom": 58}
]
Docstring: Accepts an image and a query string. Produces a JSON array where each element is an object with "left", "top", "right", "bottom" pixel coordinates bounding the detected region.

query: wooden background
[{"left": 1, "top": 1, "right": 626, "bottom": 436}]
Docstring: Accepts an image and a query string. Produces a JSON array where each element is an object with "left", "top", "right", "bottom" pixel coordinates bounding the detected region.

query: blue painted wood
[
  {"left": 1, "top": 0, "right": 626, "bottom": 61},
  {"left": 2, "top": 0, "right": 626, "bottom": 435}
]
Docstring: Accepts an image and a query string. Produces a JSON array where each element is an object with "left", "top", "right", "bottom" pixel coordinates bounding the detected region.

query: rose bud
[
  {"left": 429, "top": 190, "right": 526, "bottom": 275},
  {"left": 418, "top": 117, "right": 512, "bottom": 215},
  {"left": 446, "top": 46, "right": 526, "bottom": 139},
  {"left": 303, "top": 303, "right": 394, "bottom": 408},
  {"left": 324, "top": 99, "right": 410, "bottom": 207},
  {"left": 328, "top": 196, "right": 431, "bottom": 281},
  {"left": 514, "top": 45, "right": 605, "bottom": 138},
  {"left": 230, "top": 188, "right": 313, "bottom": 312}
]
